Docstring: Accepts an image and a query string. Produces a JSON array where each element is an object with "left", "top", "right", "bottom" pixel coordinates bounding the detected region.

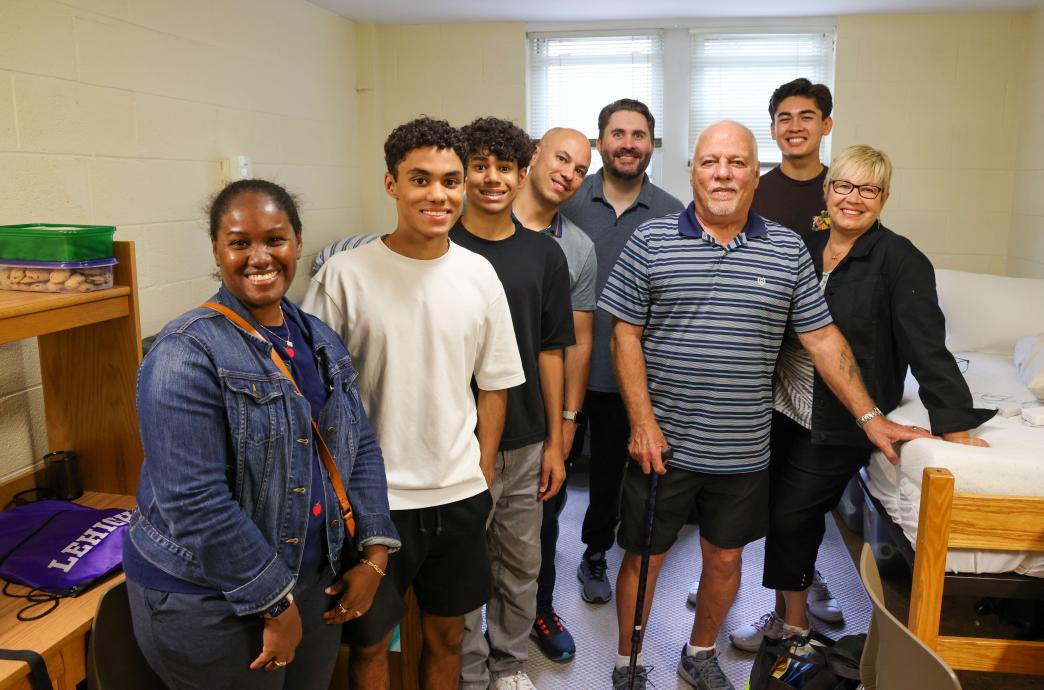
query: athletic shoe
[
  {"left": 687, "top": 577, "right": 700, "bottom": 605},
  {"left": 806, "top": 569, "right": 843, "bottom": 622},
  {"left": 729, "top": 611, "right": 784, "bottom": 652},
  {"left": 577, "top": 551, "right": 611, "bottom": 603},
  {"left": 531, "top": 608, "right": 575, "bottom": 661},
  {"left": 611, "top": 664, "right": 649, "bottom": 690},
  {"left": 677, "top": 647, "right": 734, "bottom": 689},
  {"left": 492, "top": 670, "right": 537, "bottom": 690}
]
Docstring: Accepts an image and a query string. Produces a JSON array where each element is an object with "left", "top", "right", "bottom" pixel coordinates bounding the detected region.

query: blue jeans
[{"left": 127, "top": 567, "right": 341, "bottom": 690}]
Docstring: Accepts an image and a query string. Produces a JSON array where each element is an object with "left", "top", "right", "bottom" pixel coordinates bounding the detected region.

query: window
[
  {"left": 525, "top": 25, "right": 836, "bottom": 200},
  {"left": 688, "top": 31, "right": 835, "bottom": 166},
  {"left": 527, "top": 32, "right": 664, "bottom": 144}
]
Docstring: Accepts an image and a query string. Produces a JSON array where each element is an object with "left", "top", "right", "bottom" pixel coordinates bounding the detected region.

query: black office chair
[
  {"left": 87, "top": 581, "right": 166, "bottom": 690},
  {"left": 858, "top": 543, "right": 962, "bottom": 690}
]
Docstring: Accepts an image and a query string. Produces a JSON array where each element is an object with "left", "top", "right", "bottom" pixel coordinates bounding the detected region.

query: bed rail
[{"left": 910, "top": 467, "right": 1044, "bottom": 675}]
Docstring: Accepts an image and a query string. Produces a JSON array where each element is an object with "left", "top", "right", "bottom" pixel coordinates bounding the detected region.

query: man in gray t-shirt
[
  {"left": 513, "top": 127, "right": 595, "bottom": 661},
  {"left": 560, "top": 99, "right": 683, "bottom": 605}
]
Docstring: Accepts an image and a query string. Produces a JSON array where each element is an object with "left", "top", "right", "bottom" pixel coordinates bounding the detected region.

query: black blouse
[{"left": 804, "top": 223, "right": 995, "bottom": 447}]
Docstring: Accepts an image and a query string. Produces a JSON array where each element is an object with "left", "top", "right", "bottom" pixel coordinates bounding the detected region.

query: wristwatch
[
  {"left": 263, "top": 592, "right": 295, "bottom": 618},
  {"left": 562, "top": 410, "right": 586, "bottom": 426}
]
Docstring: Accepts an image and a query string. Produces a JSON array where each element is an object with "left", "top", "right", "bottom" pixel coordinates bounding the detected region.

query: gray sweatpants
[
  {"left": 127, "top": 566, "right": 342, "bottom": 690},
  {"left": 460, "top": 441, "right": 544, "bottom": 688}
]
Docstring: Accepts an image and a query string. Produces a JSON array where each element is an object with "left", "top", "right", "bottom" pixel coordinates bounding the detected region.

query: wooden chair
[
  {"left": 908, "top": 467, "right": 1044, "bottom": 675},
  {"left": 87, "top": 581, "right": 166, "bottom": 690},
  {"left": 859, "top": 543, "right": 961, "bottom": 689}
]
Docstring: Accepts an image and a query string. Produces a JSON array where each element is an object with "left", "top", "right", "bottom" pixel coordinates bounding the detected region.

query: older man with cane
[{"left": 602, "top": 121, "right": 929, "bottom": 690}]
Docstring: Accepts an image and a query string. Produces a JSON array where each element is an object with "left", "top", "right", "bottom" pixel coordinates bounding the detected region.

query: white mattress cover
[{"left": 865, "top": 352, "right": 1044, "bottom": 577}]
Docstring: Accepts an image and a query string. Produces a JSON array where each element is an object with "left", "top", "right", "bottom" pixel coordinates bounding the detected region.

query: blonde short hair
[{"left": 827, "top": 145, "right": 893, "bottom": 197}]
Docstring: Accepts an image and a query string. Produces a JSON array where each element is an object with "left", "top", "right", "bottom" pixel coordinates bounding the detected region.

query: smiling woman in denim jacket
[{"left": 123, "top": 179, "right": 400, "bottom": 690}]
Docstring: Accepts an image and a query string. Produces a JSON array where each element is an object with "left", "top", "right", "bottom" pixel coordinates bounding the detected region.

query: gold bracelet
[{"left": 360, "top": 558, "right": 386, "bottom": 577}]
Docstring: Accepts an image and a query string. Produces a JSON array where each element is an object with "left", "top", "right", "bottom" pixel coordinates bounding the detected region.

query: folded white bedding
[{"left": 866, "top": 352, "right": 1044, "bottom": 577}]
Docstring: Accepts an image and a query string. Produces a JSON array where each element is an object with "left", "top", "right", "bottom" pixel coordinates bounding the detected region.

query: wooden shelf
[
  {"left": 0, "top": 241, "right": 143, "bottom": 494},
  {"left": 0, "top": 287, "right": 132, "bottom": 345}
]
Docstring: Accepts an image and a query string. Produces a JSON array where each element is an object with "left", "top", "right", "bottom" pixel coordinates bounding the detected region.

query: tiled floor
[{"left": 525, "top": 470, "right": 871, "bottom": 689}]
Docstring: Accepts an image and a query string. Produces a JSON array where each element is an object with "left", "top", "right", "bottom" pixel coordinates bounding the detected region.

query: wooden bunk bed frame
[{"left": 908, "top": 467, "right": 1044, "bottom": 675}]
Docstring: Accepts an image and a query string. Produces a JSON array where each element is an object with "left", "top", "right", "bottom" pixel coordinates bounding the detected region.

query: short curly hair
[
  {"left": 384, "top": 116, "right": 468, "bottom": 177},
  {"left": 461, "top": 117, "right": 535, "bottom": 168},
  {"left": 768, "top": 78, "right": 833, "bottom": 120}
]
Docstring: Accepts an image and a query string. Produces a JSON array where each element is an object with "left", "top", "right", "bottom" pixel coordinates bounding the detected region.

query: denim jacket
[{"left": 128, "top": 286, "right": 399, "bottom": 616}]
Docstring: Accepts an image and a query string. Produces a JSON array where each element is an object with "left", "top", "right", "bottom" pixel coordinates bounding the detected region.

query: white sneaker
[
  {"left": 729, "top": 612, "right": 784, "bottom": 652},
  {"left": 687, "top": 577, "right": 700, "bottom": 605},
  {"left": 493, "top": 670, "right": 538, "bottom": 690},
  {"left": 806, "top": 570, "right": 843, "bottom": 622}
]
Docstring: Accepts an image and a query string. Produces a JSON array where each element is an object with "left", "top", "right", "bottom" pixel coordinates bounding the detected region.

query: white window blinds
[
  {"left": 688, "top": 31, "right": 835, "bottom": 165},
  {"left": 527, "top": 32, "right": 664, "bottom": 143}
]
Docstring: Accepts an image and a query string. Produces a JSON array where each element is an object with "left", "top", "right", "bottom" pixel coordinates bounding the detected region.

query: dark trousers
[
  {"left": 535, "top": 420, "right": 585, "bottom": 611},
  {"left": 128, "top": 566, "right": 341, "bottom": 690},
  {"left": 579, "top": 391, "right": 631, "bottom": 556},
  {"left": 763, "top": 412, "right": 871, "bottom": 591}
]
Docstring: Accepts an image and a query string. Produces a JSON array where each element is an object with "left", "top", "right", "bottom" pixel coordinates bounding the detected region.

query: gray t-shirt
[
  {"left": 562, "top": 171, "right": 684, "bottom": 392},
  {"left": 524, "top": 213, "right": 597, "bottom": 312}
]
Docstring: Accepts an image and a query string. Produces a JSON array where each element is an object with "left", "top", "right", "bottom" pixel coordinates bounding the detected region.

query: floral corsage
[{"left": 812, "top": 210, "right": 831, "bottom": 231}]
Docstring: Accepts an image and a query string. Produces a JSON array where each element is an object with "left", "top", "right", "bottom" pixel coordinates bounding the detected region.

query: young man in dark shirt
[
  {"left": 451, "top": 117, "right": 575, "bottom": 690},
  {"left": 729, "top": 79, "right": 845, "bottom": 638},
  {"left": 751, "top": 78, "right": 834, "bottom": 239}
]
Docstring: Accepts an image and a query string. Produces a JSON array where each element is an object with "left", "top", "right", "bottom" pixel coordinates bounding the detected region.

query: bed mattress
[{"left": 865, "top": 351, "right": 1044, "bottom": 577}]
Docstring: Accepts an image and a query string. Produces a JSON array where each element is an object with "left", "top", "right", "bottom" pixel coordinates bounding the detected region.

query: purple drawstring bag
[{"left": 0, "top": 500, "right": 130, "bottom": 619}]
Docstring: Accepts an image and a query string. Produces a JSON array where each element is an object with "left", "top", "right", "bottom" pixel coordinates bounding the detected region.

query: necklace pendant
[{"left": 285, "top": 341, "right": 295, "bottom": 358}]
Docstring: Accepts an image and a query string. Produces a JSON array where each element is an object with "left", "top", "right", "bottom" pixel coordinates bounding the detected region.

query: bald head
[
  {"left": 695, "top": 120, "right": 758, "bottom": 164},
  {"left": 526, "top": 127, "right": 591, "bottom": 207},
  {"left": 690, "top": 120, "right": 760, "bottom": 226}
]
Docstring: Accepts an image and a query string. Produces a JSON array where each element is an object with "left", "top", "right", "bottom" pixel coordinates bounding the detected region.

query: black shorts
[
  {"left": 342, "top": 490, "right": 493, "bottom": 647},
  {"left": 617, "top": 461, "right": 769, "bottom": 554}
]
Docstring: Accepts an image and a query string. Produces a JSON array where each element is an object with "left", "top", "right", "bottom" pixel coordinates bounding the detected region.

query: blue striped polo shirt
[{"left": 598, "top": 203, "right": 833, "bottom": 473}]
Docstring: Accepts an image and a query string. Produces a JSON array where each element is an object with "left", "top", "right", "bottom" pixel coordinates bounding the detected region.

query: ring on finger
[
  {"left": 273, "top": 660, "right": 288, "bottom": 668},
  {"left": 352, "top": 609, "right": 362, "bottom": 618},
  {"left": 335, "top": 603, "right": 349, "bottom": 616}
]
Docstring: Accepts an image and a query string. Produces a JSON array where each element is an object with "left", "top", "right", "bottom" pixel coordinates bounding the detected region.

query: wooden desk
[{"left": 0, "top": 493, "right": 135, "bottom": 690}]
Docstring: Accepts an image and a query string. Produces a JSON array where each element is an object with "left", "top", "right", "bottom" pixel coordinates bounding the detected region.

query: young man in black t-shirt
[
  {"left": 727, "top": 79, "right": 844, "bottom": 652},
  {"left": 451, "top": 117, "right": 575, "bottom": 690},
  {"left": 751, "top": 78, "right": 834, "bottom": 239}
]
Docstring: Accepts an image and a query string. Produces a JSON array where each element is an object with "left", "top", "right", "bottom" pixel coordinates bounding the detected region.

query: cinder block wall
[
  {"left": 0, "top": 0, "right": 360, "bottom": 482},
  {"left": 1008, "top": 6, "right": 1044, "bottom": 279},
  {"left": 833, "top": 12, "right": 1028, "bottom": 275}
]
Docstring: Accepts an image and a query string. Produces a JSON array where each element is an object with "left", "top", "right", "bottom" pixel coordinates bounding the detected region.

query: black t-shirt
[
  {"left": 450, "top": 218, "right": 575, "bottom": 450},
  {"left": 751, "top": 165, "right": 828, "bottom": 240}
]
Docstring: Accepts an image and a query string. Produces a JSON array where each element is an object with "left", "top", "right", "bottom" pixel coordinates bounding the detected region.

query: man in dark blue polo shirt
[
  {"left": 601, "top": 120, "right": 928, "bottom": 690},
  {"left": 561, "top": 99, "right": 683, "bottom": 606}
]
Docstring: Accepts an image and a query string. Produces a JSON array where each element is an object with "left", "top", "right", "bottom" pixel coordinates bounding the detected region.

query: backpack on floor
[{"left": 747, "top": 630, "right": 864, "bottom": 690}]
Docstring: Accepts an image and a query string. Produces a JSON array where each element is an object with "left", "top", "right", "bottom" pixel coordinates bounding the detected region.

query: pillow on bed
[
  {"left": 1014, "top": 334, "right": 1044, "bottom": 400},
  {"left": 935, "top": 270, "right": 1044, "bottom": 355}
]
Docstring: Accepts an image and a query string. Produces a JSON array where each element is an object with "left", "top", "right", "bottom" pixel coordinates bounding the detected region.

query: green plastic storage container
[{"left": 0, "top": 224, "right": 116, "bottom": 262}]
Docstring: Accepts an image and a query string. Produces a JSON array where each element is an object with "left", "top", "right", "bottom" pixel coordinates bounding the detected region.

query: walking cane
[{"left": 627, "top": 447, "right": 671, "bottom": 690}]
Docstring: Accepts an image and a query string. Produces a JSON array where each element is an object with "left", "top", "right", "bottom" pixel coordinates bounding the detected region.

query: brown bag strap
[{"left": 202, "top": 302, "right": 356, "bottom": 538}]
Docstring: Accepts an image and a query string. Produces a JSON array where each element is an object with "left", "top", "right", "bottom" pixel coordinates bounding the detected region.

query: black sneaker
[
  {"left": 578, "top": 551, "right": 612, "bottom": 603},
  {"left": 531, "top": 608, "right": 575, "bottom": 661}
]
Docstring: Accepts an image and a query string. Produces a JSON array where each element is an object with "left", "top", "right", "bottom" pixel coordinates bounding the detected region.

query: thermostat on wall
[{"left": 219, "top": 155, "right": 253, "bottom": 186}]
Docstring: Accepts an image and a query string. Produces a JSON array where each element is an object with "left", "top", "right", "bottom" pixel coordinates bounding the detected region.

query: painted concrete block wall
[
  {"left": 833, "top": 13, "right": 1027, "bottom": 275},
  {"left": 359, "top": 22, "right": 527, "bottom": 232},
  {"left": 0, "top": 0, "right": 360, "bottom": 482},
  {"left": 1008, "top": 7, "right": 1044, "bottom": 279}
]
